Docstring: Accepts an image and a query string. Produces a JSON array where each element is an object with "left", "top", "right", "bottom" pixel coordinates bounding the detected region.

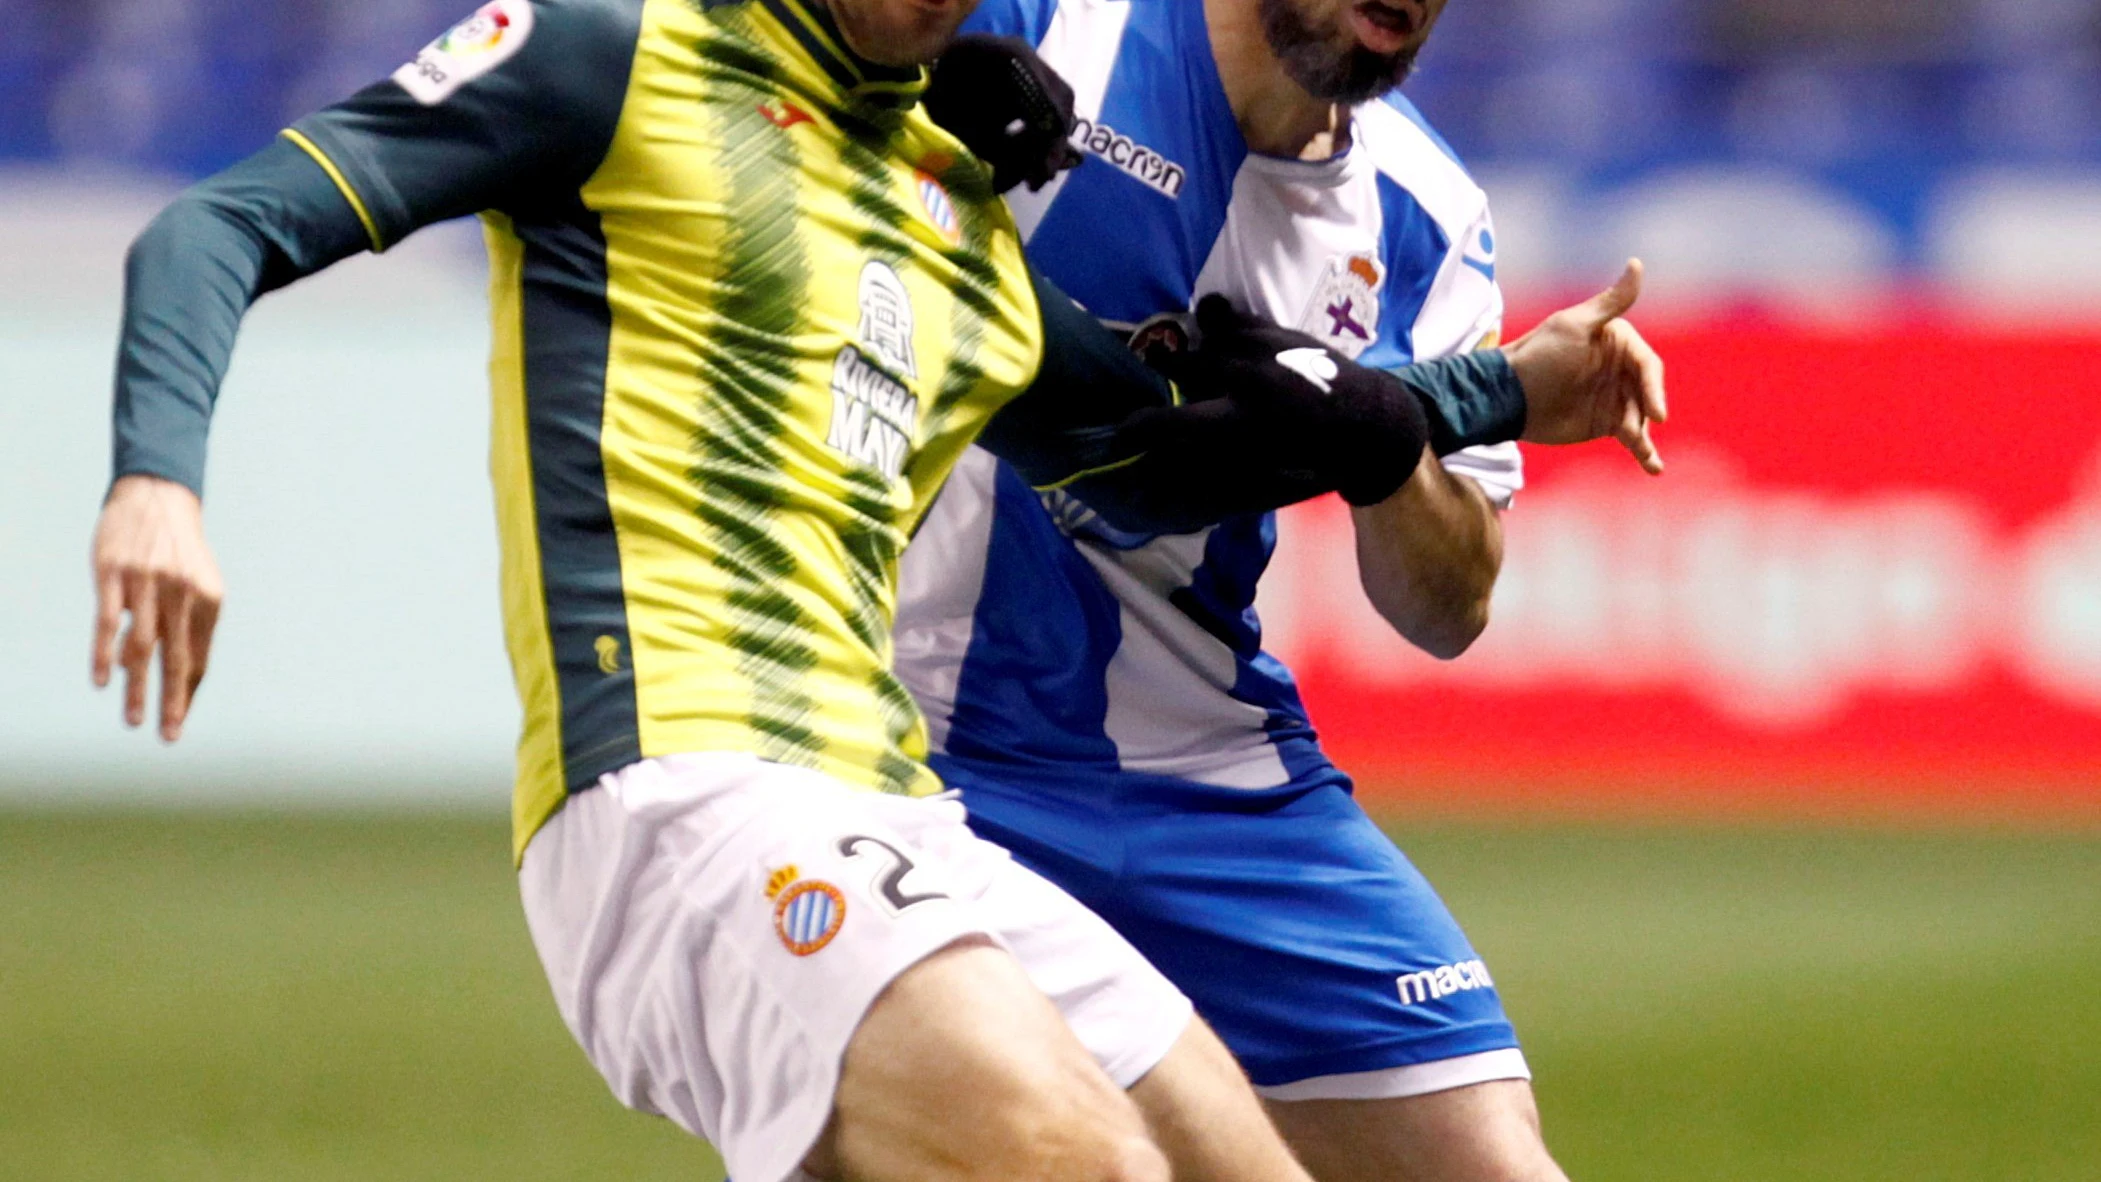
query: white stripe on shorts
[{"left": 1254, "top": 1048, "right": 1532, "bottom": 1103}]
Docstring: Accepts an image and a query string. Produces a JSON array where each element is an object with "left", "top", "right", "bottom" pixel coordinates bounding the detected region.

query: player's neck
[{"left": 1205, "top": 0, "right": 1350, "bottom": 160}]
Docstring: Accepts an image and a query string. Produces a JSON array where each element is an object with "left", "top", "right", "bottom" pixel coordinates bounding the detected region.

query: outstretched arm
[
  {"left": 93, "top": 140, "right": 398, "bottom": 740},
  {"left": 980, "top": 274, "right": 1534, "bottom": 538},
  {"left": 1349, "top": 259, "right": 1667, "bottom": 658},
  {"left": 92, "top": 0, "right": 635, "bottom": 741},
  {"left": 988, "top": 261, "right": 1664, "bottom": 546},
  {"left": 112, "top": 141, "right": 382, "bottom": 498},
  {"left": 1507, "top": 260, "right": 1668, "bottom": 473}
]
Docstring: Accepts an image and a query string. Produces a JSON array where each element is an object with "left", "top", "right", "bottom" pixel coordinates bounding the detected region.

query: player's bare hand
[
  {"left": 1504, "top": 259, "right": 1669, "bottom": 475},
  {"left": 91, "top": 475, "right": 224, "bottom": 742}
]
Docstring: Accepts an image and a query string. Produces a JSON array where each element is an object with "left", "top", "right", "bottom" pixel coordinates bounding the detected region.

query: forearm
[
  {"left": 980, "top": 268, "right": 1255, "bottom": 535},
  {"left": 1352, "top": 452, "right": 1504, "bottom": 660},
  {"left": 985, "top": 288, "right": 1532, "bottom": 538},
  {"left": 112, "top": 137, "right": 373, "bottom": 496}
]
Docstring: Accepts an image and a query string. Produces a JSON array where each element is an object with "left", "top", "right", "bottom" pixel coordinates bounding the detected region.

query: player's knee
[
  {"left": 994, "top": 1121, "right": 1167, "bottom": 1182},
  {"left": 1473, "top": 1149, "right": 1567, "bottom": 1182},
  {"left": 963, "top": 1080, "right": 1163, "bottom": 1182},
  {"left": 833, "top": 940, "right": 1170, "bottom": 1182},
  {"left": 1465, "top": 1143, "right": 1563, "bottom": 1182},
  {"left": 1463, "top": 1093, "right": 1564, "bottom": 1182},
  {"left": 1104, "top": 1130, "right": 1171, "bottom": 1182}
]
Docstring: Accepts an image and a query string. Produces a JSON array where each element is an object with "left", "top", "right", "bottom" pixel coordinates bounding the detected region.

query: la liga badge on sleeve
[
  {"left": 768, "top": 865, "right": 847, "bottom": 956},
  {"left": 393, "top": 0, "right": 536, "bottom": 106}
]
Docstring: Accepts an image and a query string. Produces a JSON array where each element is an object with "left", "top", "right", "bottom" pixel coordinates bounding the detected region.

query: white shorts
[{"left": 518, "top": 753, "right": 1194, "bottom": 1182}]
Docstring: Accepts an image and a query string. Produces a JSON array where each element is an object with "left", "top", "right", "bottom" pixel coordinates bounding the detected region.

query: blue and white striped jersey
[{"left": 895, "top": 0, "right": 1522, "bottom": 792}]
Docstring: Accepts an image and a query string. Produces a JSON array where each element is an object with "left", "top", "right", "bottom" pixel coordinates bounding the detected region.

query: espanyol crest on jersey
[{"left": 1298, "top": 254, "right": 1385, "bottom": 359}]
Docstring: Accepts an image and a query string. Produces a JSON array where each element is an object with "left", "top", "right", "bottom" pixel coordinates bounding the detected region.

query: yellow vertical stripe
[
  {"left": 482, "top": 0, "right": 1052, "bottom": 820},
  {"left": 484, "top": 213, "right": 569, "bottom": 865}
]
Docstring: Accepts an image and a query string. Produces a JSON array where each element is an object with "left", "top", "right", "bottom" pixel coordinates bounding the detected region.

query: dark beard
[{"left": 1258, "top": 0, "right": 1420, "bottom": 104}]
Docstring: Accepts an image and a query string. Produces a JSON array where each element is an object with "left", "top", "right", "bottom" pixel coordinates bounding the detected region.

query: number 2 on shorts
[{"left": 837, "top": 834, "right": 949, "bottom": 916}]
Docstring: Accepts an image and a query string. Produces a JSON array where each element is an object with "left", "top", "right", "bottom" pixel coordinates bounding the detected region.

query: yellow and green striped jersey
[
  {"left": 288, "top": 0, "right": 1050, "bottom": 859},
  {"left": 110, "top": 0, "right": 1528, "bottom": 866}
]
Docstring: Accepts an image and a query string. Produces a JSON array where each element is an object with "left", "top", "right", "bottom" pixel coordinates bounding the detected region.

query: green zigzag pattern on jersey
[
  {"left": 828, "top": 116, "right": 1015, "bottom": 793},
  {"left": 689, "top": 29, "right": 825, "bottom": 766}
]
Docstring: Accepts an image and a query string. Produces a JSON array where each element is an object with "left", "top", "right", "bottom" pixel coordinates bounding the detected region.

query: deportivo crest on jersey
[
  {"left": 768, "top": 865, "right": 847, "bottom": 956},
  {"left": 393, "top": 0, "right": 535, "bottom": 107},
  {"left": 1298, "top": 254, "right": 1384, "bottom": 360},
  {"left": 1123, "top": 310, "right": 1195, "bottom": 375},
  {"left": 1069, "top": 117, "right": 1185, "bottom": 199},
  {"left": 897, "top": 0, "right": 1521, "bottom": 800}
]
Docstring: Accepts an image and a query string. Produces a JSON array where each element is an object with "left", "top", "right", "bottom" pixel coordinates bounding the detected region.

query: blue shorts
[{"left": 935, "top": 757, "right": 1525, "bottom": 1092}]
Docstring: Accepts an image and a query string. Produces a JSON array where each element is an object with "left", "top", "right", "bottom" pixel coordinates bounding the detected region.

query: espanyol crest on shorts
[
  {"left": 1298, "top": 253, "right": 1385, "bottom": 360},
  {"left": 767, "top": 865, "right": 847, "bottom": 956}
]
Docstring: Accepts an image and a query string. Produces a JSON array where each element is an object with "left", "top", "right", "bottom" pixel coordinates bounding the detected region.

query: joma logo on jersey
[
  {"left": 1397, "top": 959, "right": 1495, "bottom": 1006},
  {"left": 827, "top": 346, "right": 919, "bottom": 483},
  {"left": 757, "top": 99, "right": 813, "bottom": 130},
  {"left": 1069, "top": 118, "right": 1185, "bottom": 199}
]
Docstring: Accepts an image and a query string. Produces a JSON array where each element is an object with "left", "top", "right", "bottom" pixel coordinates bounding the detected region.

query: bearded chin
[{"left": 1260, "top": 0, "right": 1419, "bottom": 104}]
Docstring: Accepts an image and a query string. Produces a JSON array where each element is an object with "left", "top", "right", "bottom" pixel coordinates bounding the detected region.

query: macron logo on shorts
[{"left": 1396, "top": 959, "right": 1495, "bottom": 1006}]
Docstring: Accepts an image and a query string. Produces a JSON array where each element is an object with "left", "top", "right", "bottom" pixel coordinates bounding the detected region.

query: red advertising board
[{"left": 1262, "top": 311, "right": 2101, "bottom": 818}]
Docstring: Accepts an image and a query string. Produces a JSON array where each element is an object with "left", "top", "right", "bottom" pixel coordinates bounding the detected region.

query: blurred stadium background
[{"left": 2, "top": 0, "right": 2098, "bottom": 1178}]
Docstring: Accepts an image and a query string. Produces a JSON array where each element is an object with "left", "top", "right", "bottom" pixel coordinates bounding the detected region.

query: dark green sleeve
[
  {"left": 289, "top": 0, "right": 639, "bottom": 245},
  {"left": 980, "top": 269, "right": 1532, "bottom": 536},
  {"left": 973, "top": 266, "right": 1176, "bottom": 492},
  {"left": 111, "top": 141, "right": 377, "bottom": 493},
  {"left": 110, "top": 0, "right": 638, "bottom": 495},
  {"left": 1395, "top": 349, "right": 1527, "bottom": 457},
  {"left": 980, "top": 273, "right": 1325, "bottom": 536}
]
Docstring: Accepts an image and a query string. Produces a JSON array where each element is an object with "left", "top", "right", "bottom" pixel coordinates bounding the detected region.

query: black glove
[
  {"left": 1149, "top": 295, "right": 1431, "bottom": 507},
  {"left": 924, "top": 35, "right": 1084, "bottom": 194}
]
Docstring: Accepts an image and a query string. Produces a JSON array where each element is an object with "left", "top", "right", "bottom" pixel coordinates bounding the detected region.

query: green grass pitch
[{"left": 2, "top": 809, "right": 2096, "bottom": 1180}]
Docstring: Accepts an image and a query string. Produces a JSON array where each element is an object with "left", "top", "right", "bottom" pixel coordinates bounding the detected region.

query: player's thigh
[
  {"left": 948, "top": 812, "right": 1194, "bottom": 1091},
  {"left": 1123, "top": 1018, "right": 1314, "bottom": 1182},
  {"left": 947, "top": 819, "right": 1309, "bottom": 1182},
  {"left": 813, "top": 790, "right": 1216, "bottom": 1182},
  {"left": 523, "top": 756, "right": 1184, "bottom": 1182},
  {"left": 1264, "top": 1082, "right": 1567, "bottom": 1182},
  {"left": 524, "top": 755, "right": 1152, "bottom": 1182},
  {"left": 811, "top": 936, "right": 1165, "bottom": 1182}
]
